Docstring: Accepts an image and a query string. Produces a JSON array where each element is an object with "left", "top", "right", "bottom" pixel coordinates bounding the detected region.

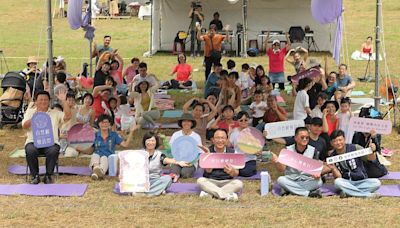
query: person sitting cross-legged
[
  {"left": 328, "top": 130, "right": 381, "bottom": 198},
  {"left": 197, "top": 129, "right": 244, "bottom": 201},
  {"left": 271, "top": 127, "right": 323, "bottom": 198},
  {"left": 22, "top": 90, "right": 72, "bottom": 184}
]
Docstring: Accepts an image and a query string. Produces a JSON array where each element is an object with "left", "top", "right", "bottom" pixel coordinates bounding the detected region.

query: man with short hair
[
  {"left": 337, "top": 64, "right": 356, "bottom": 97},
  {"left": 271, "top": 127, "right": 323, "bottom": 197},
  {"left": 130, "top": 62, "right": 160, "bottom": 90},
  {"left": 197, "top": 129, "right": 243, "bottom": 201},
  {"left": 328, "top": 130, "right": 381, "bottom": 198},
  {"left": 22, "top": 90, "right": 72, "bottom": 184},
  {"left": 204, "top": 63, "right": 223, "bottom": 98},
  {"left": 92, "top": 35, "right": 113, "bottom": 64}
]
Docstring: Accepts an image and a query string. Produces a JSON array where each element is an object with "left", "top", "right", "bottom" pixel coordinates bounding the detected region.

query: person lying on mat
[
  {"left": 228, "top": 111, "right": 259, "bottom": 177},
  {"left": 76, "top": 114, "right": 139, "bottom": 180},
  {"left": 197, "top": 129, "right": 243, "bottom": 201},
  {"left": 327, "top": 130, "right": 381, "bottom": 198},
  {"left": 22, "top": 90, "right": 72, "bottom": 184},
  {"left": 168, "top": 113, "right": 202, "bottom": 181},
  {"left": 183, "top": 97, "right": 218, "bottom": 144},
  {"left": 271, "top": 127, "right": 323, "bottom": 198}
]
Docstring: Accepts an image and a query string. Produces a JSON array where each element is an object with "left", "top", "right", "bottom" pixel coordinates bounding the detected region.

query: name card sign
[
  {"left": 278, "top": 149, "right": 323, "bottom": 176},
  {"left": 290, "top": 67, "right": 321, "bottom": 83},
  {"left": 264, "top": 120, "right": 305, "bottom": 139},
  {"left": 32, "top": 112, "right": 54, "bottom": 148},
  {"left": 119, "top": 150, "right": 150, "bottom": 193},
  {"left": 199, "top": 153, "right": 245, "bottom": 169},
  {"left": 327, "top": 148, "right": 372, "bottom": 165},
  {"left": 349, "top": 117, "right": 392, "bottom": 135}
]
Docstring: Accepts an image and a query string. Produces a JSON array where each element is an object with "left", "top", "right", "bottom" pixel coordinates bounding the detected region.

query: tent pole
[
  {"left": 149, "top": 0, "right": 153, "bottom": 56},
  {"left": 242, "top": 0, "right": 248, "bottom": 57},
  {"left": 374, "top": 0, "right": 381, "bottom": 111},
  {"left": 47, "top": 0, "right": 54, "bottom": 101},
  {"left": 89, "top": 0, "right": 93, "bottom": 77}
]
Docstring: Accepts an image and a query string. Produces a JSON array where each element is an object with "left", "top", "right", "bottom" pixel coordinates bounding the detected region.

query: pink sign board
[
  {"left": 349, "top": 117, "right": 392, "bottom": 135},
  {"left": 199, "top": 153, "right": 245, "bottom": 169},
  {"left": 278, "top": 149, "right": 323, "bottom": 176},
  {"left": 290, "top": 67, "right": 321, "bottom": 83}
]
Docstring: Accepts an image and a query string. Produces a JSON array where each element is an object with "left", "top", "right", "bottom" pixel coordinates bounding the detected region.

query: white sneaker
[
  {"left": 199, "top": 191, "right": 210, "bottom": 198},
  {"left": 91, "top": 173, "right": 98, "bottom": 180},
  {"left": 93, "top": 166, "right": 104, "bottom": 179},
  {"left": 225, "top": 193, "right": 238, "bottom": 202}
]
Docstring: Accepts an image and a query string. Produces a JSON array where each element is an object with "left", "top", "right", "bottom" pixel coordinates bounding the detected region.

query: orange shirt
[{"left": 201, "top": 34, "right": 225, "bottom": 57}]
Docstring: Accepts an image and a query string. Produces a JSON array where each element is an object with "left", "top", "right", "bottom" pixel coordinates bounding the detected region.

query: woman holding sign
[{"left": 229, "top": 111, "right": 259, "bottom": 177}]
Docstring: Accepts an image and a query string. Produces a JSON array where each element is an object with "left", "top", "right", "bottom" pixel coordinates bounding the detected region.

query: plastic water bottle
[
  {"left": 260, "top": 171, "right": 270, "bottom": 196},
  {"left": 108, "top": 154, "right": 119, "bottom": 176}
]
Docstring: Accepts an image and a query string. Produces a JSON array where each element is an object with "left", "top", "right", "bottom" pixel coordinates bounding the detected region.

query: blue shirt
[
  {"left": 204, "top": 73, "right": 220, "bottom": 98},
  {"left": 337, "top": 75, "right": 352, "bottom": 88},
  {"left": 93, "top": 130, "right": 123, "bottom": 157}
]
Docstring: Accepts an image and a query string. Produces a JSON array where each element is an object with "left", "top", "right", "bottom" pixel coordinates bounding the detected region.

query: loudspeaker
[{"left": 288, "top": 26, "right": 305, "bottom": 43}]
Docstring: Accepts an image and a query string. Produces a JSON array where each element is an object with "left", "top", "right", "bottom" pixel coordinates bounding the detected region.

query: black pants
[
  {"left": 239, "top": 160, "right": 257, "bottom": 177},
  {"left": 170, "top": 79, "right": 192, "bottom": 89},
  {"left": 252, "top": 117, "right": 263, "bottom": 127},
  {"left": 205, "top": 56, "right": 221, "bottom": 81},
  {"left": 25, "top": 143, "right": 60, "bottom": 176},
  {"left": 190, "top": 30, "right": 201, "bottom": 56},
  {"left": 272, "top": 83, "right": 285, "bottom": 90}
]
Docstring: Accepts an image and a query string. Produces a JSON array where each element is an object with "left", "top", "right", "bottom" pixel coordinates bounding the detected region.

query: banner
[
  {"left": 349, "top": 117, "right": 392, "bottom": 135},
  {"left": 32, "top": 112, "right": 54, "bottom": 148},
  {"left": 327, "top": 148, "right": 372, "bottom": 165},
  {"left": 264, "top": 120, "right": 305, "bottom": 139},
  {"left": 199, "top": 153, "right": 245, "bottom": 169},
  {"left": 278, "top": 149, "right": 323, "bottom": 176},
  {"left": 119, "top": 150, "right": 150, "bottom": 193},
  {"left": 290, "top": 67, "right": 321, "bottom": 83}
]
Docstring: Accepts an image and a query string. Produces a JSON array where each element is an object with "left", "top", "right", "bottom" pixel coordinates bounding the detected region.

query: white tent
[{"left": 149, "top": 0, "right": 336, "bottom": 54}]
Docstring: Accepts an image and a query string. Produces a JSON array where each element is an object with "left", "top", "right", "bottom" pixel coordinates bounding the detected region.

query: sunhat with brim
[
  {"left": 27, "top": 56, "right": 38, "bottom": 65},
  {"left": 308, "top": 58, "right": 321, "bottom": 68},
  {"left": 178, "top": 113, "right": 197, "bottom": 129},
  {"left": 320, "top": 100, "right": 339, "bottom": 112}
]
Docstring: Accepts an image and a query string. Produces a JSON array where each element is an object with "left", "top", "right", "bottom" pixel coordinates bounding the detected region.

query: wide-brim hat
[
  {"left": 27, "top": 56, "right": 38, "bottom": 65},
  {"left": 308, "top": 58, "right": 321, "bottom": 68},
  {"left": 321, "top": 100, "right": 339, "bottom": 112},
  {"left": 178, "top": 113, "right": 197, "bottom": 129}
]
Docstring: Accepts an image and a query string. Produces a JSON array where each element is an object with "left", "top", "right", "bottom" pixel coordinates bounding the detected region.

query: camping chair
[{"left": 25, "top": 154, "right": 60, "bottom": 182}]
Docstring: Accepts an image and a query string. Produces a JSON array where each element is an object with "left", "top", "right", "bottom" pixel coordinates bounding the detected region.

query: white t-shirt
[
  {"left": 249, "top": 101, "right": 267, "bottom": 118},
  {"left": 236, "top": 72, "right": 254, "bottom": 90},
  {"left": 229, "top": 128, "right": 256, "bottom": 162},
  {"left": 293, "top": 90, "right": 310, "bottom": 120},
  {"left": 310, "top": 105, "right": 323, "bottom": 118}
]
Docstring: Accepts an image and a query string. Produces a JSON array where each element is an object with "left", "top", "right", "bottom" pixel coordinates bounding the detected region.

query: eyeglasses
[
  {"left": 239, "top": 119, "right": 248, "bottom": 122},
  {"left": 300, "top": 136, "right": 309, "bottom": 140}
]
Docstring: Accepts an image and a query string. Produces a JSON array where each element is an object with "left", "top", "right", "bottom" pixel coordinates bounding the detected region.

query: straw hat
[{"left": 26, "top": 56, "right": 38, "bottom": 65}]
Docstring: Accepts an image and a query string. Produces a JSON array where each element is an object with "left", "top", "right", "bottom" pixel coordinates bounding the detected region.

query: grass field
[{"left": 0, "top": 0, "right": 400, "bottom": 227}]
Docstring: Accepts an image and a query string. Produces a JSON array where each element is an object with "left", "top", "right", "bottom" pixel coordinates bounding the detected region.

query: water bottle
[
  {"left": 260, "top": 171, "right": 270, "bottom": 196},
  {"left": 108, "top": 154, "right": 119, "bottom": 176}
]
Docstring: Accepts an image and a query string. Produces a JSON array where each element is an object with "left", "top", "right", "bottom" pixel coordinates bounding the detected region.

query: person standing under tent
[
  {"left": 264, "top": 32, "right": 291, "bottom": 90},
  {"left": 188, "top": 3, "right": 204, "bottom": 57}
]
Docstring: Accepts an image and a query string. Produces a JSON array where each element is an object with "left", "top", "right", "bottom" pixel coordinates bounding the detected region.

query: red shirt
[
  {"left": 173, "top": 63, "right": 192, "bottom": 82},
  {"left": 325, "top": 114, "right": 338, "bottom": 136},
  {"left": 217, "top": 120, "right": 239, "bottom": 132},
  {"left": 93, "top": 94, "right": 109, "bottom": 119},
  {"left": 267, "top": 47, "right": 287, "bottom": 73},
  {"left": 263, "top": 107, "right": 287, "bottom": 123}
]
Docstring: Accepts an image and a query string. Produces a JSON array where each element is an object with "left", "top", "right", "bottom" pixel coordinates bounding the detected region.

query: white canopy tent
[{"left": 148, "top": 0, "right": 336, "bottom": 55}]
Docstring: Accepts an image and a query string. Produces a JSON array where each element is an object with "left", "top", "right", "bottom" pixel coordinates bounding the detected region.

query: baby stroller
[{"left": 0, "top": 71, "right": 26, "bottom": 129}]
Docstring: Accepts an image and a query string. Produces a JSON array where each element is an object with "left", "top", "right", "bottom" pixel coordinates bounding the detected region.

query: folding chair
[{"left": 25, "top": 154, "right": 60, "bottom": 182}]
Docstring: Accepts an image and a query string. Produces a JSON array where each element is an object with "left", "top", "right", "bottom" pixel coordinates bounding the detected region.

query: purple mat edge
[
  {"left": 8, "top": 165, "right": 92, "bottom": 176},
  {"left": 0, "top": 184, "right": 88, "bottom": 197}
]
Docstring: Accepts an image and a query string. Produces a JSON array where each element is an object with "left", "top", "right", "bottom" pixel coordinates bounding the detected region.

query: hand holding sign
[
  {"left": 277, "top": 149, "right": 323, "bottom": 176},
  {"left": 32, "top": 112, "right": 54, "bottom": 148}
]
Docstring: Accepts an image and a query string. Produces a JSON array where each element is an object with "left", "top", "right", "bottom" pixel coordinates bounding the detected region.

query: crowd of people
[{"left": 17, "top": 28, "right": 389, "bottom": 201}]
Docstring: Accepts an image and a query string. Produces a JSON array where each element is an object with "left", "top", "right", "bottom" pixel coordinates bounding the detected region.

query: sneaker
[
  {"left": 91, "top": 173, "right": 99, "bottom": 180},
  {"left": 92, "top": 166, "right": 104, "bottom": 179},
  {"left": 368, "top": 193, "right": 381, "bottom": 199},
  {"left": 340, "top": 191, "right": 348, "bottom": 198},
  {"left": 308, "top": 189, "right": 322, "bottom": 198},
  {"left": 199, "top": 191, "right": 211, "bottom": 198},
  {"left": 224, "top": 193, "right": 238, "bottom": 202},
  {"left": 43, "top": 175, "right": 54, "bottom": 184},
  {"left": 31, "top": 175, "right": 40, "bottom": 185},
  {"left": 381, "top": 148, "right": 393, "bottom": 157}
]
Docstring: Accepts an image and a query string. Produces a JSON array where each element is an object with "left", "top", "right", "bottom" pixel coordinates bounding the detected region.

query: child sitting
[{"left": 249, "top": 90, "right": 267, "bottom": 127}]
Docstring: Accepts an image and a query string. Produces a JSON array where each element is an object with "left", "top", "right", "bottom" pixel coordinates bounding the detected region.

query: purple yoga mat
[
  {"left": 8, "top": 165, "right": 92, "bottom": 176},
  {"left": 113, "top": 182, "right": 201, "bottom": 195},
  {"left": 379, "top": 172, "right": 400, "bottom": 180},
  {"left": 377, "top": 185, "right": 400, "bottom": 197},
  {"left": 177, "top": 168, "right": 261, "bottom": 180},
  {"left": 272, "top": 183, "right": 340, "bottom": 197},
  {"left": 0, "top": 184, "right": 88, "bottom": 196}
]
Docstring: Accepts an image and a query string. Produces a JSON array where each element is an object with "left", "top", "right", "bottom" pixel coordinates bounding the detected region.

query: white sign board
[
  {"left": 327, "top": 148, "right": 372, "bottom": 165},
  {"left": 264, "top": 120, "right": 305, "bottom": 139}
]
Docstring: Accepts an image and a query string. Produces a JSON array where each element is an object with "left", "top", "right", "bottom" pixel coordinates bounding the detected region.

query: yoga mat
[
  {"left": 0, "top": 184, "right": 88, "bottom": 197},
  {"left": 9, "top": 148, "right": 25, "bottom": 158},
  {"left": 350, "top": 91, "right": 365, "bottom": 96},
  {"left": 113, "top": 182, "right": 201, "bottom": 195},
  {"left": 379, "top": 172, "right": 400, "bottom": 180},
  {"left": 377, "top": 185, "right": 400, "bottom": 197},
  {"left": 8, "top": 165, "right": 92, "bottom": 176},
  {"left": 162, "top": 110, "right": 183, "bottom": 118},
  {"left": 272, "top": 183, "right": 340, "bottom": 196}
]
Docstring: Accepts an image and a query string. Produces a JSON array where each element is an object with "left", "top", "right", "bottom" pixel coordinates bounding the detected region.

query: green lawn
[{"left": 0, "top": 0, "right": 400, "bottom": 227}]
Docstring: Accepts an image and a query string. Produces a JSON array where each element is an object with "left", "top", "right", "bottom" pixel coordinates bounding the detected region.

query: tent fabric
[
  {"left": 150, "top": 0, "right": 335, "bottom": 53},
  {"left": 311, "top": 0, "right": 343, "bottom": 24},
  {"left": 333, "top": 16, "right": 343, "bottom": 65},
  {"left": 67, "top": 0, "right": 95, "bottom": 40}
]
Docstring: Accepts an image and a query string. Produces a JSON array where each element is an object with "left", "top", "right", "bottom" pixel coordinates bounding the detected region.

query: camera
[{"left": 191, "top": 1, "right": 201, "bottom": 9}]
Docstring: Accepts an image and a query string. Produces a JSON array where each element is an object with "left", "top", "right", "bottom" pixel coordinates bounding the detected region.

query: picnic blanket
[{"left": 155, "top": 98, "right": 175, "bottom": 110}]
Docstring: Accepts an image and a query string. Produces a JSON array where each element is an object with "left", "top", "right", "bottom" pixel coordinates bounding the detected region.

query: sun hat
[{"left": 178, "top": 113, "right": 197, "bottom": 129}]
